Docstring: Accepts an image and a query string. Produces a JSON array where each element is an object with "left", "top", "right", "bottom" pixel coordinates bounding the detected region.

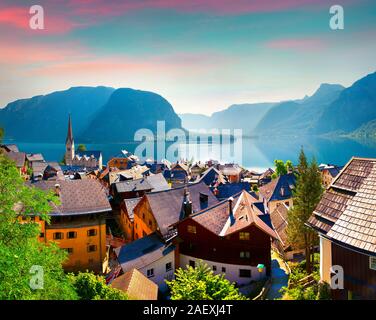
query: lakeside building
[{"left": 64, "top": 115, "right": 103, "bottom": 170}]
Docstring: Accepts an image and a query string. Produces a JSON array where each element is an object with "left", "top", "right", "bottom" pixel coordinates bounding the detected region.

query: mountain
[
  {"left": 180, "top": 103, "right": 275, "bottom": 135},
  {"left": 313, "top": 71, "right": 376, "bottom": 134},
  {"left": 0, "top": 87, "right": 183, "bottom": 143},
  {"left": 349, "top": 119, "right": 376, "bottom": 138},
  {"left": 81, "top": 88, "right": 183, "bottom": 143},
  {"left": 0, "top": 86, "right": 115, "bottom": 142},
  {"left": 256, "top": 83, "right": 345, "bottom": 135}
]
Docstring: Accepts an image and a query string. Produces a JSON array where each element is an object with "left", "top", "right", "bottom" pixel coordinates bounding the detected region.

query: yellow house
[{"left": 29, "top": 179, "right": 112, "bottom": 273}]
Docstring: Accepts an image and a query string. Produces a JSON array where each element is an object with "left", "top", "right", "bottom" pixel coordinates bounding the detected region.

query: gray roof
[
  {"left": 29, "top": 180, "right": 111, "bottom": 216},
  {"left": 115, "top": 233, "right": 175, "bottom": 271},
  {"left": 146, "top": 173, "right": 170, "bottom": 192},
  {"left": 1, "top": 144, "right": 19, "bottom": 152},
  {"left": 124, "top": 197, "right": 142, "bottom": 221},
  {"left": 144, "top": 181, "right": 219, "bottom": 237},
  {"left": 6, "top": 151, "right": 26, "bottom": 168},
  {"left": 27, "top": 153, "right": 45, "bottom": 162},
  {"left": 115, "top": 178, "right": 153, "bottom": 193}
]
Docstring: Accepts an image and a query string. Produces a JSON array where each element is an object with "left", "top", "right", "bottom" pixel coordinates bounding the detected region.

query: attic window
[
  {"left": 370, "top": 256, "right": 376, "bottom": 271},
  {"left": 238, "top": 216, "right": 244, "bottom": 220},
  {"left": 199, "top": 193, "right": 209, "bottom": 203}
]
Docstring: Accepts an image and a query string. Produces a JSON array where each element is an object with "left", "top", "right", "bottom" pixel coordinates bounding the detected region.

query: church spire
[{"left": 66, "top": 114, "right": 74, "bottom": 144}]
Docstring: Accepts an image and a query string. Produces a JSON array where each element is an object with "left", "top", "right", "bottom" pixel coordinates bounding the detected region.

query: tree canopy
[
  {"left": 0, "top": 153, "right": 77, "bottom": 299},
  {"left": 166, "top": 261, "right": 247, "bottom": 300},
  {"left": 77, "top": 144, "right": 87, "bottom": 152},
  {"left": 272, "top": 159, "right": 293, "bottom": 178},
  {"left": 287, "top": 148, "right": 323, "bottom": 273}
]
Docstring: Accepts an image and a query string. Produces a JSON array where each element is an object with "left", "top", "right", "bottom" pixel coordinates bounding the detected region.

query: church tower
[{"left": 65, "top": 114, "right": 75, "bottom": 166}]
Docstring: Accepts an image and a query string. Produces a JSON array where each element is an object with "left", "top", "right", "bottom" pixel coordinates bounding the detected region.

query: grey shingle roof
[
  {"left": 29, "top": 179, "right": 111, "bottom": 216},
  {"left": 5, "top": 151, "right": 26, "bottom": 168},
  {"left": 308, "top": 157, "right": 376, "bottom": 254},
  {"left": 144, "top": 181, "right": 218, "bottom": 237},
  {"left": 115, "top": 178, "right": 152, "bottom": 193}
]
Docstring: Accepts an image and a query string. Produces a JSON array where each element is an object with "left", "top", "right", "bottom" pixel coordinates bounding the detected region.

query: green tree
[
  {"left": 70, "top": 271, "right": 128, "bottom": 300},
  {"left": 273, "top": 159, "right": 293, "bottom": 177},
  {"left": 287, "top": 148, "right": 323, "bottom": 273},
  {"left": 77, "top": 144, "right": 87, "bottom": 152},
  {"left": 166, "top": 261, "right": 247, "bottom": 300},
  {"left": 0, "top": 127, "right": 3, "bottom": 143},
  {"left": 0, "top": 154, "right": 77, "bottom": 300}
]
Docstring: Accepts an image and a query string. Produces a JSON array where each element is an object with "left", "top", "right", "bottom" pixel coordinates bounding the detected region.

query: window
[
  {"left": 39, "top": 232, "right": 44, "bottom": 238},
  {"left": 87, "top": 229, "right": 97, "bottom": 237},
  {"left": 222, "top": 267, "right": 226, "bottom": 273},
  {"left": 166, "top": 262, "right": 172, "bottom": 272},
  {"left": 148, "top": 219, "right": 153, "bottom": 227},
  {"left": 67, "top": 231, "right": 77, "bottom": 239},
  {"left": 285, "top": 201, "right": 290, "bottom": 207},
  {"left": 239, "top": 232, "right": 250, "bottom": 240},
  {"left": 147, "top": 268, "right": 154, "bottom": 278},
  {"left": 87, "top": 245, "right": 97, "bottom": 252},
  {"left": 53, "top": 232, "right": 64, "bottom": 240},
  {"left": 239, "top": 269, "right": 252, "bottom": 278},
  {"left": 189, "top": 260, "right": 196, "bottom": 268},
  {"left": 370, "top": 256, "right": 376, "bottom": 270},
  {"left": 212, "top": 265, "right": 217, "bottom": 271},
  {"left": 66, "top": 248, "right": 73, "bottom": 254},
  {"left": 240, "top": 251, "right": 250, "bottom": 258},
  {"left": 187, "top": 225, "right": 197, "bottom": 234},
  {"left": 142, "top": 213, "right": 145, "bottom": 220}
]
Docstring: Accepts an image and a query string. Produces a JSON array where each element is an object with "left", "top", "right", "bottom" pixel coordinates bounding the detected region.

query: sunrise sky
[{"left": 1, "top": 0, "right": 375, "bottom": 114}]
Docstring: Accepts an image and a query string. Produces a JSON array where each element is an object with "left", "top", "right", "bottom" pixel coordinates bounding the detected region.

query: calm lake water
[{"left": 5, "top": 136, "right": 376, "bottom": 171}]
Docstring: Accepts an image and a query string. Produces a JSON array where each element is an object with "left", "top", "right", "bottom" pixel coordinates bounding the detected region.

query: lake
[{"left": 5, "top": 135, "right": 376, "bottom": 171}]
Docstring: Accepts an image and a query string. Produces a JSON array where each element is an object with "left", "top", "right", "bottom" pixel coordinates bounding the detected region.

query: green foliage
[
  {"left": 287, "top": 148, "right": 323, "bottom": 273},
  {"left": 273, "top": 159, "right": 293, "bottom": 177},
  {"left": 0, "top": 154, "right": 77, "bottom": 300},
  {"left": 166, "top": 261, "right": 247, "bottom": 300},
  {"left": 69, "top": 271, "right": 128, "bottom": 300},
  {"left": 252, "top": 184, "right": 259, "bottom": 192},
  {"left": 60, "top": 155, "right": 66, "bottom": 165},
  {"left": 0, "top": 127, "right": 3, "bottom": 143},
  {"left": 77, "top": 144, "right": 87, "bottom": 152}
]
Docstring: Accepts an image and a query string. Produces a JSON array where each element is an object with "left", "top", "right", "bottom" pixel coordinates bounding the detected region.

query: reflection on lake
[{"left": 5, "top": 136, "right": 376, "bottom": 171}]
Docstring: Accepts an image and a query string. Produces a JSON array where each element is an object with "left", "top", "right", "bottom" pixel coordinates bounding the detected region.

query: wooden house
[{"left": 308, "top": 157, "right": 376, "bottom": 299}]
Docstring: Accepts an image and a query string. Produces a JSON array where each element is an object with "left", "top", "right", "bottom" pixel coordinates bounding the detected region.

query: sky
[{"left": 0, "top": 0, "right": 375, "bottom": 115}]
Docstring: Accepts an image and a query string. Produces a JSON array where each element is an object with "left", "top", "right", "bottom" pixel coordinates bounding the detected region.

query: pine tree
[{"left": 287, "top": 148, "right": 323, "bottom": 273}]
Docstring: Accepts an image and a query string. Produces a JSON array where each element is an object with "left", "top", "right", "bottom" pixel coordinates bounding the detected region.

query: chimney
[
  {"left": 54, "top": 184, "right": 61, "bottom": 197},
  {"left": 228, "top": 197, "right": 235, "bottom": 225},
  {"left": 183, "top": 187, "right": 192, "bottom": 218}
]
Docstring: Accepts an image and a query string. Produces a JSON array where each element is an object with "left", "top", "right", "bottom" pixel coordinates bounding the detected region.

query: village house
[
  {"left": 259, "top": 173, "right": 296, "bottom": 214},
  {"left": 29, "top": 179, "right": 112, "bottom": 273},
  {"left": 114, "top": 232, "right": 175, "bottom": 292},
  {"left": 218, "top": 163, "right": 243, "bottom": 183},
  {"left": 190, "top": 161, "right": 206, "bottom": 180},
  {"left": 174, "top": 190, "right": 277, "bottom": 285},
  {"left": 164, "top": 162, "right": 190, "bottom": 188},
  {"left": 110, "top": 268, "right": 159, "bottom": 300},
  {"left": 0, "top": 144, "right": 19, "bottom": 153},
  {"left": 259, "top": 168, "right": 274, "bottom": 186},
  {"left": 31, "top": 161, "right": 64, "bottom": 181},
  {"left": 144, "top": 158, "right": 171, "bottom": 174},
  {"left": 319, "top": 164, "right": 343, "bottom": 188},
  {"left": 197, "top": 166, "right": 226, "bottom": 187},
  {"left": 64, "top": 115, "right": 103, "bottom": 170},
  {"left": 132, "top": 181, "right": 218, "bottom": 241},
  {"left": 269, "top": 203, "right": 305, "bottom": 260},
  {"left": 212, "top": 182, "right": 251, "bottom": 201},
  {"left": 4, "top": 150, "right": 27, "bottom": 175},
  {"left": 308, "top": 157, "right": 376, "bottom": 300},
  {"left": 119, "top": 197, "right": 141, "bottom": 242},
  {"left": 107, "top": 150, "right": 133, "bottom": 170}
]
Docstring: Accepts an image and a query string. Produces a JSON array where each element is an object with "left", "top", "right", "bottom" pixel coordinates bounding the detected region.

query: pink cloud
[
  {"left": 266, "top": 38, "right": 326, "bottom": 52},
  {"left": 0, "top": 6, "right": 83, "bottom": 34},
  {"left": 67, "top": 0, "right": 350, "bottom": 16}
]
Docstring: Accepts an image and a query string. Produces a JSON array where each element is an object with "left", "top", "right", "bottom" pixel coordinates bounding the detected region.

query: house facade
[
  {"left": 30, "top": 179, "right": 112, "bottom": 273},
  {"left": 308, "top": 157, "right": 376, "bottom": 299},
  {"left": 175, "top": 191, "right": 277, "bottom": 285}
]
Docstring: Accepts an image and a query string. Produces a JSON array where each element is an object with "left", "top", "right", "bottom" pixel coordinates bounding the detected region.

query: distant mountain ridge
[
  {"left": 180, "top": 102, "right": 276, "bottom": 135},
  {"left": 0, "top": 86, "right": 183, "bottom": 143}
]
